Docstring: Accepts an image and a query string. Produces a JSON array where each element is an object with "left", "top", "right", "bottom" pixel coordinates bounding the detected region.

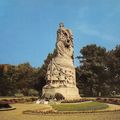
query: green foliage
[
  {"left": 76, "top": 44, "right": 120, "bottom": 97},
  {"left": 0, "top": 63, "right": 38, "bottom": 96},
  {"left": 0, "top": 65, "right": 17, "bottom": 96},
  {"left": 28, "top": 89, "right": 39, "bottom": 96},
  {"left": 14, "top": 93, "right": 24, "bottom": 97}
]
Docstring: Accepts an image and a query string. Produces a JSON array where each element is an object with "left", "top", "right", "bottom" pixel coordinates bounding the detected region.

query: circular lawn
[{"left": 51, "top": 101, "right": 108, "bottom": 111}]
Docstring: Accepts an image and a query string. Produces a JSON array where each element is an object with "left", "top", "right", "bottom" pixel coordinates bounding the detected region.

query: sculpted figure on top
[{"left": 56, "top": 23, "right": 74, "bottom": 60}]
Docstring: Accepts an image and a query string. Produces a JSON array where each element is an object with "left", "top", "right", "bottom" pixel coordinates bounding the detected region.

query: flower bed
[
  {"left": 0, "top": 97, "right": 38, "bottom": 104},
  {"left": 96, "top": 98, "right": 120, "bottom": 105},
  {"left": 61, "top": 98, "right": 94, "bottom": 103}
]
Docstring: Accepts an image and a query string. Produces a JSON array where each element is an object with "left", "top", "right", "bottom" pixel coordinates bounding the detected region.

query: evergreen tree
[{"left": 77, "top": 44, "right": 110, "bottom": 96}]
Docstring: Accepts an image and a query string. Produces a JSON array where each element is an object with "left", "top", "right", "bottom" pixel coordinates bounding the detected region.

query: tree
[
  {"left": 15, "top": 62, "right": 35, "bottom": 95},
  {"left": 109, "top": 45, "right": 120, "bottom": 94},
  {"left": 0, "top": 65, "right": 17, "bottom": 96},
  {"left": 77, "top": 44, "right": 110, "bottom": 96}
]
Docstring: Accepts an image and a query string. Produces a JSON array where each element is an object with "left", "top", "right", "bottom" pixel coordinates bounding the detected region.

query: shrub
[
  {"left": 0, "top": 101, "right": 11, "bottom": 109},
  {"left": 14, "top": 93, "right": 24, "bottom": 97},
  {"left": 28, "top": 89, "right": 39, "bottom": 96}
]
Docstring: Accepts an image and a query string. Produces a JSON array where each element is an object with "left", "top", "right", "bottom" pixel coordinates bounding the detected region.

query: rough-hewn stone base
[{"left": 43, "top": 86, "right": 80, "bottom": 100}]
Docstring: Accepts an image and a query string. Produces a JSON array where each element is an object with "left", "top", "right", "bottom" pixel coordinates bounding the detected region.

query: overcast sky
[{"left": 0, "top": 0, "right": 120, "bottom": 67}]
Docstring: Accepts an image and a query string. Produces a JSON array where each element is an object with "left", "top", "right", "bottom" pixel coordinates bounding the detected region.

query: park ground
[{"left": 0, "top": 103, "right": 120, "bottom": 120}]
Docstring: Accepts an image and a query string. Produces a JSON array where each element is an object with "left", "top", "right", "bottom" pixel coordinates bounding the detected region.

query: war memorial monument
[{"left": 43, "top": 23, "right": 80, "bottom": 100}]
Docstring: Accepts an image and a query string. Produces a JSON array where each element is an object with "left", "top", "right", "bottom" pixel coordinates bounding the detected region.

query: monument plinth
[{"left": 43, "top": 23, "right": 80, "bottom": 100}]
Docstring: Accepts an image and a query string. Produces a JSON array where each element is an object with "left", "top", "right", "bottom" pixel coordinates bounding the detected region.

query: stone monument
[{"left": 43, "top": 23, "right": 80, "bottom": 100}]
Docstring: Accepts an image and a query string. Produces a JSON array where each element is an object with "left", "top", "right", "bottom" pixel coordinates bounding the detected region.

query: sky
[{"left": 0, "top": 0, "right": 120, "bottom": 67}]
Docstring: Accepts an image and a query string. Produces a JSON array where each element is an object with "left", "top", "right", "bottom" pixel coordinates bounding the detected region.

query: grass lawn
[
  {"left": 51, "top": 101, "right": 108, "bottom": 111},
  {"left": 0, "top": 103, "right": 120, "bottom": 120}
]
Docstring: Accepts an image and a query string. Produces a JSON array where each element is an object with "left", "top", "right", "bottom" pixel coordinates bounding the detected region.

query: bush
[
  {"left": 0, "top": 101, "right": 11, "bottom": 109},
  {"left": 14, "top": 93, "right": 24, "bottom": 97},
  {"left": 54, "top": 93, "right": 65, "bottom": 101},
  {"left": 28, "top": 89, "right": 39, "bottom": 96}
]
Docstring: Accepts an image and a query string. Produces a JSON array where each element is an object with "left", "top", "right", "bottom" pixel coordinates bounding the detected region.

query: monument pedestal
[{"left": 43, "top": 86, "right": 80, "bottom": 100}]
